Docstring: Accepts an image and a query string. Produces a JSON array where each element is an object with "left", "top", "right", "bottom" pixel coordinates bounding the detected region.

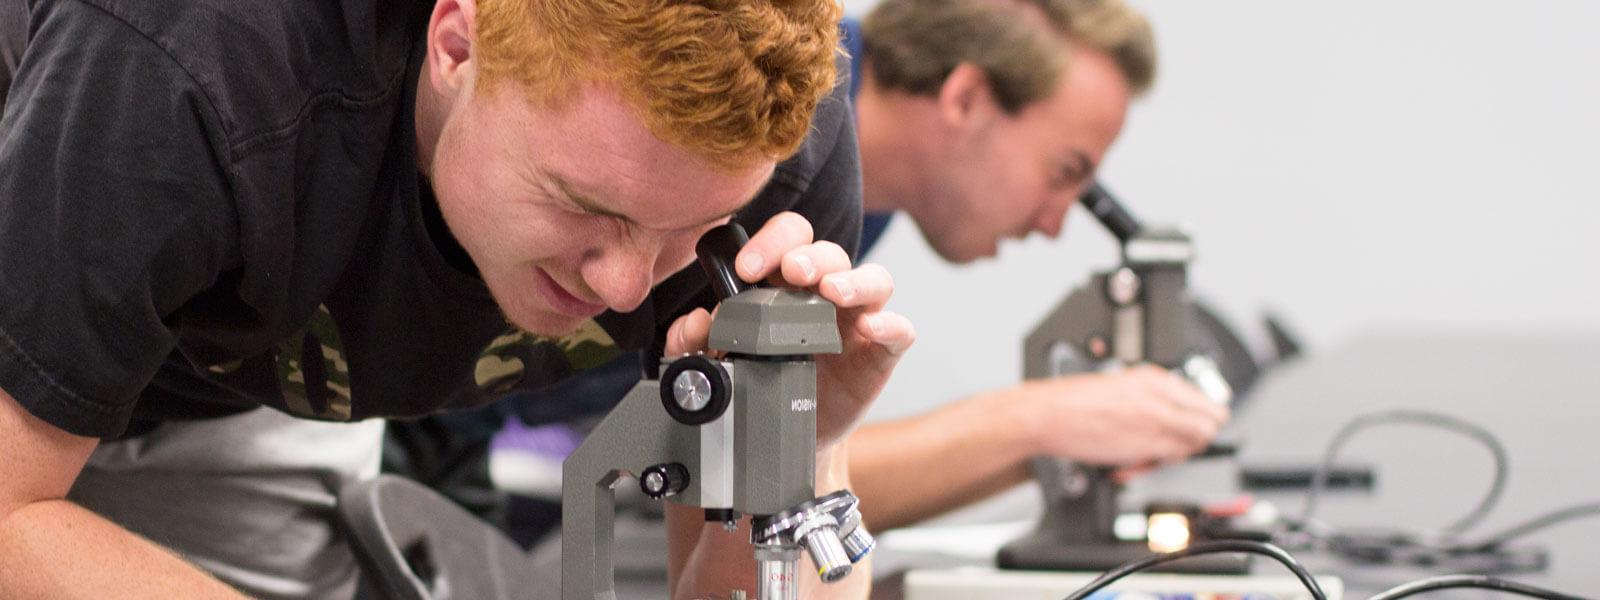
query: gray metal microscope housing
[
  {"left": 998, "top": 183, "right": 1241, "bottom": 573},
  {"left": 562, "top": 225, "right": 873, "bottom": 600}
]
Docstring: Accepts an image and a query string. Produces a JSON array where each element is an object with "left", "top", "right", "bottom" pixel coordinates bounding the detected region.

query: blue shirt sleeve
[
  {"left": 840, "top": 17, "right": 896, "bottom": 259},
  {"left": 841, "top": 18, "right": 865, "bottom": 103}
]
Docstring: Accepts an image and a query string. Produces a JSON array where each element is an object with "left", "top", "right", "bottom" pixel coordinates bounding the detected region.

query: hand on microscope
[
  {"left": 849, "top": 364, "right": 1228, "bottom": 530},
  {"left": 1021, "top": 365, "right": 1229, "bottom": 473},
  {"left": 662, "top": 212, "right": 912, "bottom": 599},
  {"left": 665, "top": 211, "right": 917, "bottom": 451}
]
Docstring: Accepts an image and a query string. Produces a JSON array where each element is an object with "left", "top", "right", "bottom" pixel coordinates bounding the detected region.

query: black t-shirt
[{"left": 0, "top": 0, "right": 861, "bottom": 440}]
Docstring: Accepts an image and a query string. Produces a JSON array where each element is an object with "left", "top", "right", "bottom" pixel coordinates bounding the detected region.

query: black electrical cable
[
  {"left": 1463, "top": 501, "right": 1600, "bottom": 551},
  {"left": 1299, "top": 409, "right": 1508, "bottom": 537},
  {"left": 1367, "top": 574, "right": 1592, "bottom": 600},
  {"left": 1057, "top": 544, "right": 1589, "bottom": 600},
  {"left": 1060, "top": 540, "right": 1328, "bottom": 600}
]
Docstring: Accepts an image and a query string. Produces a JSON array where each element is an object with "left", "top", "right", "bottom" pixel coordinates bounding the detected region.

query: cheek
[
  {"left": 980, "top": 150, "right": 1045, "bottom": 219},
  {"left": 651, "top": 229, "right": 708, "bottom": 283}
]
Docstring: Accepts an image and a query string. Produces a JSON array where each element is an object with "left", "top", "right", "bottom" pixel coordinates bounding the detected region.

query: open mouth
[{"left": 533, "top": 268, "right": 606, "bottom": 318}]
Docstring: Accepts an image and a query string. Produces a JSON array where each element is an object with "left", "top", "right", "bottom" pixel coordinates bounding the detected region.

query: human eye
[{"left": 1052, "top": 164, "right": 1084, "bottom": 190}]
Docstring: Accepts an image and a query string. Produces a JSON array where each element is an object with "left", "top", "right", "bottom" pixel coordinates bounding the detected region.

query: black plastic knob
[
  {"left": 659, "top": 355, "right": 732, "bottom": 426},
  {"left": 695, "top": 223, "right": 752, "bottom": 300},
  {"left": 639, "top": 463, "right": 690, "bottom": 499}
]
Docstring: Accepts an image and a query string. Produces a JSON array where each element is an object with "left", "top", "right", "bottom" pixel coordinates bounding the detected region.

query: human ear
[
  {"left": 936, "top": 62, "right": 1001, "bottom": 132},
  {"left": 425, "top": 0, "right": 478, "bottom": 95}
]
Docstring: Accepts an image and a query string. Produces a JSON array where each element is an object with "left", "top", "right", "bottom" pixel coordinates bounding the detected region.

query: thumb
[{"left": 663, "top": 308, "right": 714, "bottom": 357}]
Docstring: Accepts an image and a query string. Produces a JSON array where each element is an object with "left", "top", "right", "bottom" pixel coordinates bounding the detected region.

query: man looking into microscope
[
  {"left": 0, "top": 0, "right": 910, "bottom": 598},
  {"left": 478, "top": 0, "right": 1231, "bottom": 541},
  {"left": 840, "top": 0, "right": 1230, "bottom": 530}
]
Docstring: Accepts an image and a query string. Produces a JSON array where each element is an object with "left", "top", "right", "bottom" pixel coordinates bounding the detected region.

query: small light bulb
[{"left": 1146, "top": 512, "right": 1191, "bottom": 553}]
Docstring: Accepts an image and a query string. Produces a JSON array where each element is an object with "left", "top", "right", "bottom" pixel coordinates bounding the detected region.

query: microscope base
[{"left": 997, "top": 533, "right": 1250, "bottom": 574}]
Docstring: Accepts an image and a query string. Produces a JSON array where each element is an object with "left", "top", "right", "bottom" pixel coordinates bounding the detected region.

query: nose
[
  {"left": 1033, "top": 193, "right": 1074, "bottom": 239},
  {"left": 582, "top": 239, "right": 660, "bottom": 313}
]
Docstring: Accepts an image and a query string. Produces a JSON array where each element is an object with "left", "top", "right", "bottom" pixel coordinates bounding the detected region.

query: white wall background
[{"left": 843, "top": 0, "right": 1600, "bottom": 421}]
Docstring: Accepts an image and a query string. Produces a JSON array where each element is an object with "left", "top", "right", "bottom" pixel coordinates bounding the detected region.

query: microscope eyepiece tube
[
  {"left": 1079, "top": 182, "right": 1144, "bottom": 242},
  {"left": 696, "top": 223, "right": 752, "bottom": 300}
]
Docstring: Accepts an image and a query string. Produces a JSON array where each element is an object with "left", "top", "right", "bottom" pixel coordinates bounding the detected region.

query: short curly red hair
[{"left": 475, "top": 0, "right": 843, "bottom": 166}]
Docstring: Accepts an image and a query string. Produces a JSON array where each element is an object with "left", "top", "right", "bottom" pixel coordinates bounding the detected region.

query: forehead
[
  {"left": 1018, "top": 44, "right": 1132, "bottom": 148},
  {"left": 484, "top": 83, "right": 775, "bottom": 227}
]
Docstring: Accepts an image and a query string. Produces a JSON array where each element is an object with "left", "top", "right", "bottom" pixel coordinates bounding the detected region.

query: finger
[
  {"left": 1165, "top": 411, "right": 1221, "bottom": 454},
  {"left": 1130, "top": 365, "right": 1229, "bottom": 426},
  {"left": 820, "top": 263, "right": 894, "bottom": 310},
  {"left": 1141, "top": 398, "right": 1216, "bottom": 454},
  {"left": 663, "top": 308, "right": 713, "bottom": 357},
  {"left": 852, "top": 310, "right": 916, "bottom": 356},
  {"left": 1113, "top": 464, "right": 1156, "bottom": 484},
  {"left": 778, "top": 241, "right": 851, "bottom": 288},
  {"left": 1154, "top": 435, "right": 1200, "bottom": 464},
  {"left": 737, "top": 212, "right": 814, "bottom": 283},
  {"left": 1156, "top": 372, "right": 1231, "bottom": 425}
]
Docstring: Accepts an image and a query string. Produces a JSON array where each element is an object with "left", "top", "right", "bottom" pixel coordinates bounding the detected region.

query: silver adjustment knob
[
  {"left": 673, "top": 369, "right": 713, "bottom": 412},
  {"left": 1108, "top": 267, "right": 1141, "bottom": 306}
]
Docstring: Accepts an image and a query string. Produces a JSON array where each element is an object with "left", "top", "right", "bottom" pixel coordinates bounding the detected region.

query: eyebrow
[
  {"left": 548, "top": 172, "right": 631, "bottom": 222},
  {"left": 546, "top": 169, "right": 765, "bottom": 230}
]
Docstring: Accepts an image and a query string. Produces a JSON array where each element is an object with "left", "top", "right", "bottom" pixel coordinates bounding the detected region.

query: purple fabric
[{"left": 491, "top": 416, "right": 583, "bottom": 458}]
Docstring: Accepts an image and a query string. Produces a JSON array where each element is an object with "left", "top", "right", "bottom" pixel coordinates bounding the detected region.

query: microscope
[
  {"left": 562, "top": 224, "right": 873, "bottom": 600},
  {"left": 998, "top": 183, "right": 1246, "bottom": 574}
]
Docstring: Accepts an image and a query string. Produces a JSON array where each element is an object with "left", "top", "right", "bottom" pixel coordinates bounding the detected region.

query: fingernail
[
  {"left": 866, "top": 314, "right": 884, "bottom": 336},
  {"left": 739, "top": 253, "right": 765, "bottom": 278},
  {"left": 831, "top": 277, "right": 855, "bottom": 302},
  {"left": 793, "top": 254, "right": 816, "bottom": 280}
]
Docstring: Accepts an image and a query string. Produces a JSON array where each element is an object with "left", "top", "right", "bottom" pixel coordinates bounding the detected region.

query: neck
[{"left": 854, "top": 74, "right": 933, "bottom": 216}]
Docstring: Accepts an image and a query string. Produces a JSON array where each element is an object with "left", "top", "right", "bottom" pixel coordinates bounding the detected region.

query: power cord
[
  {"left": 1298, "top": 409, "right": 1508, "bottom": 537},
  {"left": 1368, "top": 574, "right": 1590, "bottom": 600},
  {"left": 1460, "top": 501, "right": 1600, "bottom": 552},
  {"left": 1276, "top": 409, "right": 1557, "bottom": 571},
  {"left": 1059, "top": 540, "right": 1328, "bottom": 600},
  {"left": 1056, "top": 541, "right": 1594, "bottom": 600}
]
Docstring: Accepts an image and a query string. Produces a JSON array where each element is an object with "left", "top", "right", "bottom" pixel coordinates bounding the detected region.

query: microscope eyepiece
[
  {"left": 1079, "top": 182, "right": 1144, "bottom": 242},
  {"left": 696, "top": 223, "right": 752, "bottom": 300}
]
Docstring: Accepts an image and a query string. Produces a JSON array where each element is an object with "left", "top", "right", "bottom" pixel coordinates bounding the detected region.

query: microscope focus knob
[
  {"left": 639, "top": 463, "right": 690, "bottom": 500},
  {"left": 660, "top": 356, "right": 732, "bottom": 426}
]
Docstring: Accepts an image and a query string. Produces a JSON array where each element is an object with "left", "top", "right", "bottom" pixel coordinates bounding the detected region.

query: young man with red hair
[{"left": 0, "top": 1, "right": 906, "bottom": 597}]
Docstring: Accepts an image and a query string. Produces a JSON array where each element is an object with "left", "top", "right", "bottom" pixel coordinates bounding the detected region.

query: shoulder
[
  {"left": 770, "top": 50, "right": 858, "bottom": 194},
  {"left": 45, "top": 0, "right": 425, "bottom": 151}
]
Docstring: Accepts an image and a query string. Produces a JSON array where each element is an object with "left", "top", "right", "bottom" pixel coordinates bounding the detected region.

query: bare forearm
[
  {"left": 0, "top": 499, "right": 244, "bottom": 599},
  {"left": 667, "top": 446, "right": 870, "bottom": 599},
  {"left": 849, "top": 390, "right": 1042, "bottom": 531}
]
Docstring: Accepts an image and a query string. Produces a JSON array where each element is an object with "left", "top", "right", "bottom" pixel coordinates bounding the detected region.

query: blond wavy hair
[
  {"left": 864, "top": 0, "right": 1155, "bottom": 114},
  {"left": 475, "top": 0, "right": 843, "bottom": 166}
]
